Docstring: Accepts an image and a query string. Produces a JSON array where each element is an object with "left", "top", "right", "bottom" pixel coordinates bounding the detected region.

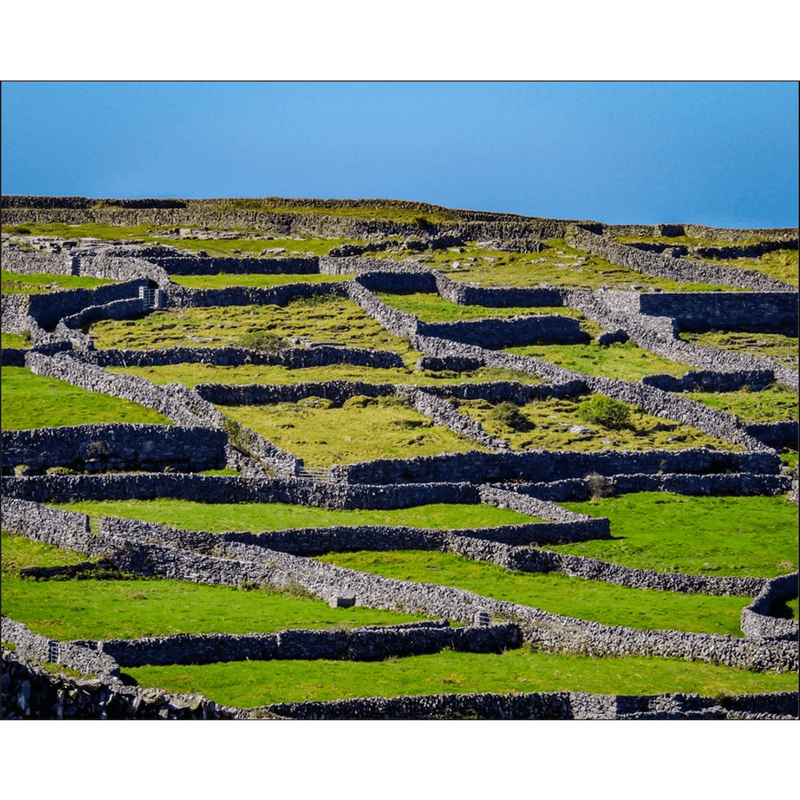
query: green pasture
[
  {"left": 49, "top": 498, "right": 540, "bottom": 532},
  {"left": 504, "top": 339, "right": 692, "bottom": 381},
  {"left": 318, "top": 549, "right": 750, "bottom": 637},
  {"left": 685, "top": 384, "right": 798, "bottom": 423},
  {"left": 1, "top": 332, "right": 30, "bottom": 349},
  {"left": 171, "top": 273, "right": 352, "bottom": 288},
  {"left": 124, "top": 648, "right": 798, "bottom": 709},
  {"left": 552, "top": 493, "right": 798, "bottom": 578},
  {"left": 1, "top": 367, "right": 171, "bottom": 429}
]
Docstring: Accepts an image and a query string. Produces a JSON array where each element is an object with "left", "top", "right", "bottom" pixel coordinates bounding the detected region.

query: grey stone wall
[
  {"left": 1, "top": 424, "right": 228, "bottom": 475},
  {"left": 740, "top": 573, "right": 800, "bottom": 641}
]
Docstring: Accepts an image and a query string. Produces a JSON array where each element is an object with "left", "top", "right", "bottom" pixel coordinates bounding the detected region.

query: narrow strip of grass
[
  {"left": 1, "top": 268, "right": 114, "bottom": 293},
  {"left": 171, "top": 273, "right": 352, "bottom": 288},
  {"left": 317, "top": 550, "right": 750, "bottom": 637},
  {"left": 505, "top": 340, "right": 690, "bottom": 381},
  {"left": 678, "top": 331, "right": 799, "bottom": 369},
  {"left": 685, "top": 385, "right": 798, "bottom": 423},
  {"left": 222, "top": 395, "right": 488, "bottom": 467},
  {"left": 1, "top": 367, "right": 171, "bottom": 429},
  {"left": 48, "top": 498, "right": 540, "bottom": 531},
  {"left": 1, "top": 332, "right": 30, "bottom": 349},
  {"left": 108, "top": 362, "right": 542, "bottom": 388},
  {"left": 554, "top": 493, "right": 798, "bottom": 578},
  {"left": 124, "top": 648, "right": 798, "bottom": 708}
]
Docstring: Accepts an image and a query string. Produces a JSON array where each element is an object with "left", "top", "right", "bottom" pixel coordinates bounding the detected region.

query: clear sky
[{"left": 1, "top": 81, "right": 797, "bottom": 229}]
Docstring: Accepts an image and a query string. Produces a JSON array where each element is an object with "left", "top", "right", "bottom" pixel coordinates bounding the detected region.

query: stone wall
[
  {"left": 740, "top": 573, "right": 800, "bottom": 641},
  {"left": 1, "top": 424, "right": 228, "bottom": 475}
]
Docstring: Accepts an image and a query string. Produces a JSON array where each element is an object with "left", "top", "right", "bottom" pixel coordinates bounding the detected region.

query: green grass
[
  {"left": 88, "top": 296, "right": 422, "bottom": 366},
  {"left": 505, "top": 340, "right": 691, "bottom": 381},
  {"left": 374, "top": 292, "right": 581, "bottom": 323},
  {"left": 49, "top": 498, "right": 540, "bottom": 531},
  {"left": 221, "top": 394, "right": 489, "bottom": 467},
  {"left": 123, "top": 647, "right": 797, "bottom": 708},
  {"left": 1, "top": 332, "right": 30, "bottom": 349},
  {"left": 456, "top": 394, "right": 739, "bottom": 452},
  {"left": 390, "top": 239, "right": 735, "bottom": 291},
  {"left": 317, "top": 550, "right": 750, "bottom": 637},
  {"left": 696, "top": 249, "right": 799, "bottom": 287},
  {"left": 553, "top": 493, "right": 798, "bottom": 578},
  {"left": 615, "top": 235, "right": 770, "bottom": 247},
  {"left": 685, "top": 384, "right": 798, "bottom": 423},
  {"left": 1, "top": 268, "right": 114, "bottom": 293},
  {"left": 171, "top": 273, "right": 353, "bottom": 288},
  {"left": 678, "top": 331, "right": 799, "bottom": 369},
  {"left": 1, "top": 534, "right": 427, "bottom": 641},
  {"left": 1, "top": 367, "right": 171, "bottom": 429},
  {"left": 109, "top": 362, "right": 542, "bottom": 388}
]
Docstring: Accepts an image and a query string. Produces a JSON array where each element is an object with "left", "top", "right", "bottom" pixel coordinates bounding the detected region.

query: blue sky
[{"left": 1, "top": 81, "right": 797, "bottom": 229}]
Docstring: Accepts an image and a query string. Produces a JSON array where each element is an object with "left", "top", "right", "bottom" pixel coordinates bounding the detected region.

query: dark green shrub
[
  {"left": 237, "top": 332, "right": 287, "bottom": 353},
  {"left": 578, "top": 396, "right": 632, "bottom": 430},
  {"left": 491, "top": 402, "right": 535, "bottom": 432}
]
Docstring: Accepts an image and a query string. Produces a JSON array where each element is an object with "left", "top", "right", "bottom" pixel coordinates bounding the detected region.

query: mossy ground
[
  {"left": 685, "top": 384, "right": 798, "bottom": 423},
  {"left": 455, "top": 394, "right": 740, "bottom": 452},
  {"left": 221, "top": 394, "right": 489, "bottom": 467},
  {"left": 1, "top": 268, "right": 114, "bottom": 294},
  {"left": 88, "top": 296, "right": 422, "bottom": 366}
]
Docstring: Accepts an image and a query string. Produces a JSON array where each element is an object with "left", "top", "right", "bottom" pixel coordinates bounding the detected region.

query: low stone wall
[
  {"left": 433, "top": 271, "right": 567, "bottom": 308},
  {"left": 1, "top": 475, "right": 483, "bottom": 510},
  {"left": 740, "top": 573, "right": 800, "bottom": 641},
  {"left": 1, "top": 424, "right": 228, "bottom": 475},
  {"left": 195, "top": 380, "right": 396, "bottom": 407},
  {"left": 83, "top": 344, "right": 406, "bottom": 370},
  {"left": 327, "top": 447, "right": 781, "bottom": 486},
  {"left": 165, "top": 279, "right": 347, "bottom": 309},
  {"left": 150, "top": 255, "right": 320, "bottom": 276},
  {"left": 418, "top": 315, "right": 588, "bottom": 348},
  {"left": 642, "top": 369, "right": 776, "bottom": 392},
  {"left": 260, "top": 690, "right": 799, "bottom": 720},
  {"left": 1, "top": 648, "right": 239, "bottom": 720}
]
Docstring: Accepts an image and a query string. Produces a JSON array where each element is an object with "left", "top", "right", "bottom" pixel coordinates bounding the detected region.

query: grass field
[
  {"left": 554, "top": 493, "right": 798, "bottom": 578},
  {"left": 381, "top": 238, "right": 736, "bottom": 292},
  {"left": 504, "top": 340, "right": 692, "bottom": 381},
  {"left": 123, "top": 647, "right": 798, "bottom": 708},
  {"left": 318, "top": 549, "right": 750, "bottom": 636},
  {"left": 1, "top": 332, "right": 30, "bottom": 349},
  {"left": 171, "top": 273, "right": 353, "bottom": 288},
  {"left": 108, "top": 362, "right": 543, "bottom": 388},
  {"left": 49, "top": 498, "right": 540, "bottom": 531},
  {"left": 684, "top": 384, "right": 798, "bottom": 423},
  {"left": 678, "top": 330, "right": 799, "bottom": 369},
  {"left": 88, "top": 296, "right": 422, "bottom": 366},
  {"left": 455, "top": 394, "right": 739, "bottom": 452},
  {"left": 1, "top": 268, "right": 114, "bottom": 294},
  {"left": 221, "top": 394, "right": 489, "bottom": 466},
  {"left": 1, "top": 367, "right": 171, "bottom": 429}
]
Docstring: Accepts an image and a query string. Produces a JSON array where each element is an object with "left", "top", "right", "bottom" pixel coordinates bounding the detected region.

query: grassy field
[
  {"left": 553, "top": 493, "right": 798, "bottom": 578},
  {"left": 455, "top": 394, "right": 739, "bottom": 452},
  {"left": 379, "top": 238, "right": 736, "bottom": 292},
  {"left": 124, "top": 647, "right": 798, "bottom": 708},
  {"left": 1, "top": 533, "right": 428, "bottom": 641},
  {"left": 505, "top": 340, "right": 691, "bottom": 381},
  {"left": 108, "top": 362, "right": 543, "bottom": 388},
  {"left": 49, "top": 498, "right": 540, "bottom": 531},
  {"left": 374, "top": 292, "right": 582, "bottom": 323},
  {"left": 678, "top": 330, "right": 799, "bottom": 369},
  {"left": 88, "top": 296, "right": 422, "bottom": 366},
  {"left": 1, "top": 367, "right": 171, "bottom": 429},
  {"left": 2, "top": 268, "right": 114, "bottom": 294},
  {"left": 685, "top": 384, "right": 798, "bottom": 423},
  {"left": 318, "top": 550, "right": 750, "bottom": 636},
  {"left": 1, "top": 332, "right": 30, "bottom": 349},
  {"left": 221, "top": 394, "right": 489, "bottom": 466},
  {"left": 171, "top": 273, "right": 353, "bottom": 288}
]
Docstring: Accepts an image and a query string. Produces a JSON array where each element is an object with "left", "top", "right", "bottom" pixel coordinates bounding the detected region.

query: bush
[
  {"left": 491, "top": 402, "right": 535, "bottom": 432},
  {"left": 578, "top": 396, "right": 632, "bottom": 430}
]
